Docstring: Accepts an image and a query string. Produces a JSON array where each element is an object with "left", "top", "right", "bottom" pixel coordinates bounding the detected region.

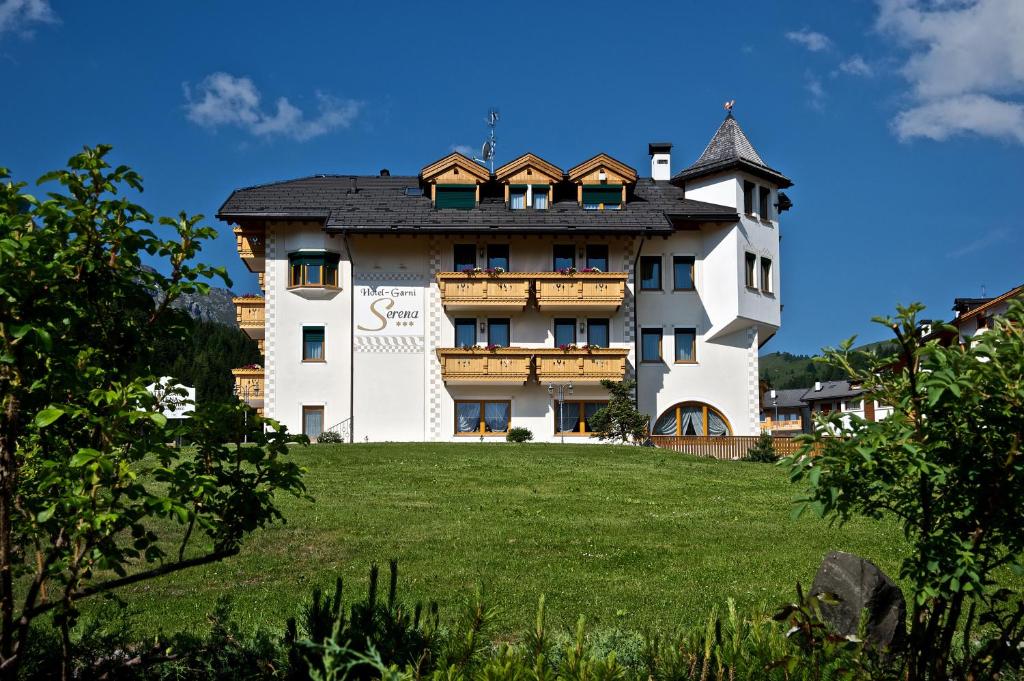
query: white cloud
[
  {"left": 839, "top": 55, "right": 874, "bottom": 77},
  {"left": 183, "top": 72, "right": 362, "bottom": 142},
  {"left": 0, "top": 0, "right": 56, "bottom": 39},
  {"left": 805, "top": 73, "right": 827, "bottom": 111},
  {"left": 785, "top": 29, "right": 832, "bottom": 52},
  {"left": 946, "top": 226, "right": 1013, "bottom": 258},
  {"left": 451, "top": 144, "right": 475, "bottom": 157},
  {"left": 877, "top": 0, "right": 1024, "bottom": 143}
]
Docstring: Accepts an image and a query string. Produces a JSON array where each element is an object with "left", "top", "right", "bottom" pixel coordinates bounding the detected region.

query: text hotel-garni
[{"left": 219, "top": 112, "right": 792, "bottom": 442}]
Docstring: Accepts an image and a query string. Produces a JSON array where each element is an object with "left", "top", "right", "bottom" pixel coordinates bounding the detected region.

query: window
[
  {"left": 653, "top": 402, "right": 731, "bottom": 436},
  {"left": 745, "top": 253, "right": 757, "bottom": 289},
  {"left": 509, "top": 187, "right": 526, "bottom": 210},
  {"left": 846, "top": 398, "right": 862, "bottom": 411},
  {"left": 532, "top": 185, "right": 549, "bottom": 210},
  {"left": 759, "top": 186, "right": 771, "bottom": 220},
  {"left": 455, "top": 400, "right": 511, "bottom": 435},
  {"left": 586, "top": 244, "right": 608, "bottom": 271},
  {"left": 760, "top": 257, "right": 772, "bottom": 293},
  {"left": 640, "top": 256, "right": 662, "bottom": 290},
  {"left": 582, "top": 185, "right": 622, "bottom": 210},
  {"left": 587, "top": 319, "right": 609, "bottom": 348},
  {"left": 554, "top": 318, "right": 576, "bottom": 347},
  {"left": 302, "top": 327, "right": 325, "bottom": 361},
  {"left": 674, "top": 328, "right": 696, "bottom": 363},
  {"left": 302, "top": 406, "right": 324, "bottom": 438},
  {"left": 553, "top": 245, "right": 575, "bottom": 271},
  {"left": 743, "top": 181, "right": 755, "bottom": 215},
  {"left": 487, "top": 244, "right": 509, "bottom": 271},
  {"left": 436, "top": 184, "right": 475, "bottom": 209},
  {"left": 554, "top": 400, "right": 608, "bottom": 435},
  {"left": 289, "top": 252, "right": 339, "bottom": 288},
  {"left": 673, "top": 256, "right": 695, "bottom": 290},
  {"left": 641, "top": 328, "right": 662, "bottom": 363},
  {"left": 453, "top": 244, "right": 476, "bottom": 271},
  {"left": 487, "top": 318, "right": 510, "bottom": 347},
  {"left": 454, "top": 318, "right": 476, "bottom": 348}
]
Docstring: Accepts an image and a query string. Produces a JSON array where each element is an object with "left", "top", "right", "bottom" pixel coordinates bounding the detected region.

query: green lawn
[{"left": 115, "top": 443, "right": 908, "bottom": 637}]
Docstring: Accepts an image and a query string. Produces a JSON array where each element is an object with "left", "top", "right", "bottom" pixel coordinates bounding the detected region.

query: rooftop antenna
[
  {"left": 474, "top": 108, "right": 499, "bottom": 172},
  {"left": 981, "top": 283, "right": 987, "bottom": 297}
]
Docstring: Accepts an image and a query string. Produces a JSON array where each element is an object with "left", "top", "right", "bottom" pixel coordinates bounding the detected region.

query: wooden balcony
[
  {"left": 436, "top": 273, "right": 531, "bottom": 312},
  {"left": 533, "top": 272, "right": 628, "bottom": 312},
  {"left": 233, "top": 296, "right": 265, "bottom": 339},
  {"left": 234, "top": 227, "right": 265, "bottom": 273},
  {"left": 436, "top": 348, "right": 533, "bottom": 385},
  {"left": 533, "top": 348, "right": 629, "bottom": 384},
  {"left": 231, "top": 367, "right": 264, "bottom": 408}
]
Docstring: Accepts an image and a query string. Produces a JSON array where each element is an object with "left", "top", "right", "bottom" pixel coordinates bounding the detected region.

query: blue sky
[{"left": 1, "top": 0, "right": 1021, "bottom": 355}]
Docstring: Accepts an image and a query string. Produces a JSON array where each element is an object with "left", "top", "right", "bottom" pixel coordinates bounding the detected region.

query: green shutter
[
  {"left": 303, "top": 327, "right": 325, "bottom": 343},
  {"left": 290, "top": 254, "right": 324, "bottom": 267},
  {"left": 436, "top": 184, "right": 476, "bottom": 210},
  {"left": 582, "top": 185, "right": 622, "bottom": 205}
]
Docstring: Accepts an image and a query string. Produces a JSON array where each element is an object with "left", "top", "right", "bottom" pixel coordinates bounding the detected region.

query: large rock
[{"left": 810, "top": 551, "right": 906, "bottom": 650}]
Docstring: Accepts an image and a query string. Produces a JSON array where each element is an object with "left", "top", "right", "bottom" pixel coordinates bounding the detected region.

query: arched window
[{"left": 653, "top": 402, "right": 731, "bottom": 437}]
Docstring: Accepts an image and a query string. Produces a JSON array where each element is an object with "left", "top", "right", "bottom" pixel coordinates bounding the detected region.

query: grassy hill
[{"left": 760, "top": 340, "right": 899, "bottom": 390}]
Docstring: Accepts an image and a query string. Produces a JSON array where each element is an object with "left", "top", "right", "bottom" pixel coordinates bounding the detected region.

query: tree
[
  {"left": 587, "top": 380, "right": 650, "bottom": 445},
  {"left": 0, "top": 147, "right": 306, "bottom": 679},
  {"left": 786, "top": 302, "right": 1024, "bottom": 679}
]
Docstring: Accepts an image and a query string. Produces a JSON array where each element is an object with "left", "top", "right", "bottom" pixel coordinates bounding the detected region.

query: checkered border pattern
[
  {"left": 355, "top": 335, "right": 425, "bottom": 353},
  {"left": 264, "top": 226, "right": 277, "bottom": 418},
  {"left": 426, "top": 239, "right": 444, "bottom": 441},
  {"left": 357, "top": 271, "right": 424, "bottom": 282},
  {"left": 746, "top": 326, "right": 759, "bottom": 434},
  {"left": 622, "top": 242, "right": 636, "bottom": 343}
]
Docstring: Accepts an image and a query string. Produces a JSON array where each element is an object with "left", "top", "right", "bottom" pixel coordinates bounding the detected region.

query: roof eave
[{"left": 670, "top": 159, "right": 793, "bottom": 189}]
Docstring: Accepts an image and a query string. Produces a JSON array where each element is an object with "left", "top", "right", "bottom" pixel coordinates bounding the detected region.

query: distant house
[
  {"left": 951, "top": 284, "right": 1023, "bottom": 345},
  {"left": 760, "top": 380, "right": 892, "bottom": 434}
]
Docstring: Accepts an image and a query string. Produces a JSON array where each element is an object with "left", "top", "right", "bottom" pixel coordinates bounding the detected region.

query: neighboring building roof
[
  {"left": 801, "top": 380, "right": 863, "bottom": 402},
  {"left": 217, "top": 175, "right": 739, "bottom": 235},
  {"left": 953, "top": 284, "right": 1024, "bottom": 325},
  {"left": 952, "top": 297, "right": 993, "bottom": 315},
  {"left": 761, "top": 388, "right": 808, "bottom": 409},
  {"left": 672, "top": 113, "right": 793, "bottom": 188}
]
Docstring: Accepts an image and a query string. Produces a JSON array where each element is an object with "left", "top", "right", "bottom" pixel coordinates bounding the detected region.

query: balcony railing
[
  {"left": 435, "top": 273, "right": 531, "bottom": 312},
  {"left": 231, "top": 367, "right": 264, "bottom": 408},
  {"left": 234, "top": 227, "right": 266, "bottom": 273},
  {"left": 435, "top": 348, "right": 533, "bottom": 384},
  {"left": 533, "top": 272, "right": 628, "bottom": 312},
  {"left": 233, "top": 296, "right": 265, "bottom": 339},
  {"left": 533, "top": 348, "right": 630, "bottom": 384}
]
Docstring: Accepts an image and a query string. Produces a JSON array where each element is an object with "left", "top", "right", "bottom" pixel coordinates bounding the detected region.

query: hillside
[{"left": 759, "top": 340, "right": 899, "bottom": 390}]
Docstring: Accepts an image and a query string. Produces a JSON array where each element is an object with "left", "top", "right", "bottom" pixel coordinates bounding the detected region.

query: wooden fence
[{"left": 650, "top": 435, "right": 811, "bottom": 461}]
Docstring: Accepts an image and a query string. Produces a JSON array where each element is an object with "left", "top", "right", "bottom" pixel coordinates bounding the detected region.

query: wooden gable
[
  {"left": 494, "top": 153, "right": 563, "bottom": 185},
  {"left": 567, "top": 153, "right": 638, "bottom": 185},
  {"left": 420, "top": 152, "right": 491, "bottom": 184}
]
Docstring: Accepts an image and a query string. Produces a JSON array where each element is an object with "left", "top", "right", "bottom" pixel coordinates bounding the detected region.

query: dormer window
[
  {"left": 508, "top": 184, "right": 550, "bottom": 210},
  {"left": 436, "top": 184, "right": 476, "bottom": 209},
  {"left": 420, "top": 152, "right": 490, "bottom": 210},
  {"left": 568, "top": 154, "right": 638, "bottom": 211},
  {"left": 494, "top": 154, "right": 561, "bottom": 212},
  {"left": 510, "top": 186, "right": 527, "bottom": 210}
]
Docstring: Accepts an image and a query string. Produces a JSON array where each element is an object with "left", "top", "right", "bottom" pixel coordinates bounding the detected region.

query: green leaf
[
  {"left": 70, "top": 449, "right": 100, "bottom": 467},
  {"left": 148, "top": 412, "right": 167, "bottom": 427},
  {"left": 34, "top": 407, "right": 64, "bottom": 428},
  {"left": 36, "top": 504, "right": 56, "bottom": 523}
]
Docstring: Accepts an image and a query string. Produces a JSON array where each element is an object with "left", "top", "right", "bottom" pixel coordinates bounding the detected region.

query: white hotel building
[{"left": 221, "top": 113, "right": 792, "bottom": 443}]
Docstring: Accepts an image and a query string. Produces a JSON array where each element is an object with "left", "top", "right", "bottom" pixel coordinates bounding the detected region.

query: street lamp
[
  {"left": 233, "top": 382, "right": 262, "bottom": 444},
  {"left": 547, "top": 382, "right": 574, "bottom": 444},
  {"left": 770, "top": 389, "right": 778, "bottom": 434}
]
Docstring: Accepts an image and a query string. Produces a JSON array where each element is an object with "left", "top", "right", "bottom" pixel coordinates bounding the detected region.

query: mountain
[
  {"left": 142, "top": 265, "right": 239, "bottom": 327},
  {"left": 759, "top": 340, "right": 899, "bottom": 390}
]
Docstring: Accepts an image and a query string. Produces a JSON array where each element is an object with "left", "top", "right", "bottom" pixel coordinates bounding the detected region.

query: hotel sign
[{"left": 354, "top": 282, "right": 424, "bottom": 337}]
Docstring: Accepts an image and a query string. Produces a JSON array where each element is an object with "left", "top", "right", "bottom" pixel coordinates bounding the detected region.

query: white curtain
[
  {"left": 533, "top": 190, "right": 548, "bottom": 209},
  {"left": 680, "top": 406, "right": 703, "bottom": 436},
  {"left": 484, "top": 402, "right": 510, "bottom": 432},
  {"left": 654, "top": 411, "right": 677, "bottom": 435},
  {"left": 510, "top": 192, "right": 526, "bottom": 210},
  {"left": 304, "top": 410, "right": 323, "bottom": 438},
  {"left": 457, "top": 403, "right": 480, "bottom": 433},
  {"left": 707, "top": 409, "right": 729, "bottom": 436},
  {"left": 558, "top": 402, "right": 581, "bottom": 433}
]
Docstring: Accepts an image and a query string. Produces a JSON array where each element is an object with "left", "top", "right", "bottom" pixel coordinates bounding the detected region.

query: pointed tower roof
[{"left": 672, "top": 113, "right": 792, "bottom": 188}]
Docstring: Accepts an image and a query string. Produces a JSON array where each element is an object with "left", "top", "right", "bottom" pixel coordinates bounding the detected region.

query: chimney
[
  {"left": 379, "top": 168, "right": 390, "bottom": 177},
  {"left": 349, "top": 176, "right": 358, "bottom": 193},
  {"left": 648, "top": 142, "right": 672, "bottom": 181},
  {"left": 814, "top": 381, "right": 822, "bottom": 392}
]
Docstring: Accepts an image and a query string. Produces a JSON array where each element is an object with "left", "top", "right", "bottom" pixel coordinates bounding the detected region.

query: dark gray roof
[
  {"left": 217, "top": 176, "right": 738, "bottom": 234},
  {"left": 761, "top": 388, "right": 808, "bottom": 409},
  {"left": 672, "top": 114, "right": 792, "bottom": 188},
  {"left": 801, "top": 381, "right": 863, "bottom": 402}
]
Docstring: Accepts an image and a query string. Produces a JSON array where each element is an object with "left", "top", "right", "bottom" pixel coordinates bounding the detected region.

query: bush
[
  {"left": 743, "top": 431, "right": 779, "bottom": 463},
  {"left": 506, "top": 427, "right": 533, "bottom": 443},
  {"left": 317, "top": 430, "right": 344, "bottom": 444}
]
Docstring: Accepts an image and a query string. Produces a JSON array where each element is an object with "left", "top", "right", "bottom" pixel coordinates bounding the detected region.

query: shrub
[
  {"left": 587, "top": 380, "right": 651, "bottom": 445},
  {"left": 506, "top": 427, "right": 533, "bottom": 443},
  {"left": 317, "top": 430, "right": 344, "bottom": 444},
  {"left": 743, "top": 431, "right": 779, "bottom": 463}
]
